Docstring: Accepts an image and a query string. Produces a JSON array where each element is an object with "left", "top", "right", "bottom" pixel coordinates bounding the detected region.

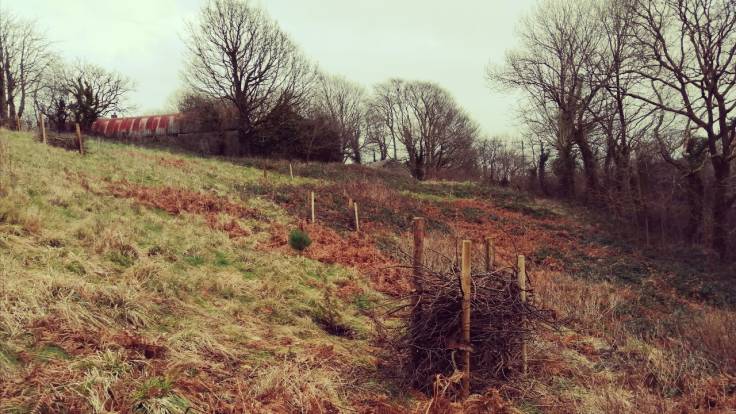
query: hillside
[{"left": 0, "top": 130, "right": 734, "bottom": 413}]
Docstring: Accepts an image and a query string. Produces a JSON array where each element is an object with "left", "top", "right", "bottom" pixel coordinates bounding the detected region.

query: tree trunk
[
  {"left": 613, "top": 152, "right": 635, "bottom": 218},
  {"left": 574, "top": 129, "right": 599, "bottom": 202},
  {"left": 4, "top": 56, "right": 15, "bottom": 126},
  {"left": 414, "top": 158, "right": 425, "bottom": 181},
  {"left": 614, "top": 151, "right": 631, "bottom": 196},
  {"left": 683, "top": 170, "right": 704, "bottom": 245},
  {"left": 0, "top": 55, "right": 6, "bottom": 127},
  {"left": 635, "top": 156, "right": 650, "bottom": 245},
  {"left": 711, "top": 159, "right": 732, "bottom": 261},
  {"left": 538, "top": 150, "right": 549, "bottom": 196},
  {"left": 558, "top": 146, "right": 576, "bottom": 198},
  {"left": 409, "top": 150, "right": 426, "bottom": 181},
  {"left": 18, "top": 82, "right": 26, "bottom": 120}
]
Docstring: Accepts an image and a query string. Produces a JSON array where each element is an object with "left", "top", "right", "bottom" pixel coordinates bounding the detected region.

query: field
[{"left": 0, "top": 130, "right": 734, "bottom": 413}]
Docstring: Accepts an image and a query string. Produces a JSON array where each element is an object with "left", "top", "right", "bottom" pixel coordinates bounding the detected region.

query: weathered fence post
[
  {"left": 411, "top": 217, "right": 425, "bottom": 375},
  {"left": 289, "top": 163, "right": 293, "bottom": 180},
  {"left": 484, "top": 237, "right": 495, "bottom": 272},
  {"left": 517, "top": 254, "right": 528, "bottom": 375},
  {"left": 412, "top": 218, "right": 425, "bottom": 291},
  {"left": 40, "top": 116, "right": 47, "bottom": 144},
  {"left": 310, "top": 191, "right": 316, "bottom": 224},
  {"left": 75, "top": 123, "right": 84, "bottom": 155},
  {"left": 353, "top": 202, "right": 360, "bottom": 233},
  {"left": 461, "top": 240, "right": 472, "bottom": 399}
]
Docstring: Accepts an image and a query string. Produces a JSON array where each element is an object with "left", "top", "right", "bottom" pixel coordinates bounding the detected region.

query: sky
[{"left": 4, "top": 0, "right": 534, "bottom": 137}]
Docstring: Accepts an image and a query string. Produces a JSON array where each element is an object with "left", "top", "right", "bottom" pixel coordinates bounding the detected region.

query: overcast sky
[{"left": 6, "top": 0, "right": 534, "bottom": 137}]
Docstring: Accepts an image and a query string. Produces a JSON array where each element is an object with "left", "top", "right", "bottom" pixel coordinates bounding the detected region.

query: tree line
[
  {"left": 5, "top": 0, "right": 731, "bottom": 259},
  {"left": 489, "top": 0, "right": 736, "bottom": 261},
  {"left": 0, "top": 9, "right": 133, "bottom": 133},
  {"left": 180, "top": 0, "right": 491, "bottom": 177},
  {"left": 0, "top": 1, "right": 515, "bottom": 184}
]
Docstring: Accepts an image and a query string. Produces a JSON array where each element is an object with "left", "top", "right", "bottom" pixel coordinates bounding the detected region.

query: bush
[
  {"left": 288, "top": 229, "right": 312, "bottom": 252},
  {"left": 252, "top": 102, "right": 343, "bottom": 162}
]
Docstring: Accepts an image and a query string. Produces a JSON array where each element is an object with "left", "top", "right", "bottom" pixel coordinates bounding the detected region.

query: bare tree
[
  {"left": 64, "top": 61, "right": 133, "bottom": 131},
  {"left": 628, "top": 0, "right": 736, "bottom": 260},
  {"left": 653, "top": 117, "right": 708, "bottom": 244},
  {"left": 598, "top": 0, "right": 646, "bottom": 191},
  {"left": 367, "top": 79, "right": 404, "bottom": 160},
  {"left": 0, "top": 11, "right": 11, "bottom": 126},
  {"left": 0, "top": 9, "right": 52, "bottom": 128},
  {"left": 10, "top": 18, "right": 52, "bottom": 122},
  {"left": 476, "top": 137, "right": 504, "bottom": 183},
  {"left": 371, "top": 79, "right": 480, "bottom": 180},
  {"left": 0, "top": 12, "right": 53, "bottom": 128},
  {"left": 488, "top": 0, "right": 611, "bottom": 200},
  {"left": 524, "top": 134, "right": 551, "bottom": 195},
  {"left": 183, "top": 0, "right": 315, "bottom": 154},
  {"left": 33, "top": 59, "right": 68, "bottom": 131},
  {"left": 315, "top": 74, "right": 366, "bottom": 163},
  {"left": 364, "top": 103, "right": 390, "bottom": 161}
]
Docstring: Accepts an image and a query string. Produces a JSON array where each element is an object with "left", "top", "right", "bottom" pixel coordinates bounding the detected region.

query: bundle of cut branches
[{"left": 385, "top": 259, "right": 554, "bottom": 398}]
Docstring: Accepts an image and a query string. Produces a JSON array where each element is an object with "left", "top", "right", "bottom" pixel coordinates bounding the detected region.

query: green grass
[{"left": 0, "top": 131, "right": 389, "bottom": 412}]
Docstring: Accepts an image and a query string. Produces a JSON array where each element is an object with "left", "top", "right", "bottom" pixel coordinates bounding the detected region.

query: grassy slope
[{"left": 0, "top": 131, "right": 734, "bottom": 413}]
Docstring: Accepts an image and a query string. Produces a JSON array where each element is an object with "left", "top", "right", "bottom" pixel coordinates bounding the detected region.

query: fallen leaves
[
  {"left": 266, "top": 222, "right": 411, "bottom": 295},
  {"left": 107, "top": 180, "right": 257, "bottom": 238}
]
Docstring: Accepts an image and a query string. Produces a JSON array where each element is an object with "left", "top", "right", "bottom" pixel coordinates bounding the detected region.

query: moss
[
  {"left": 35, "top": 344, "right": 70, "bottom": 362},
  {"left": 65, "top": 260, "right": 87, "bottom": 275}
]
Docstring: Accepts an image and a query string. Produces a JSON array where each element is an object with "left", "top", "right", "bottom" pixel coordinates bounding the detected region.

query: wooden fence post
[
  {"left": 461, "top": 240, "right": 472, "bottom": 399},
  {"left": 15, "top": 115, "right": 21, "bottom": 131},
  {"left": 411, "top": 217, "right": 425, "bottom": 373},
  {"left": 75, "top": 123, "right": 84, "bottom": 155},
  {"left": 310, "top": 191, "right": 316, "bottom": 224},
  {"left": 517, "top": 254, "right": 528, "bottom": 375},
  {"left": 412, "top": 218, "right": 425, "bottom": 294},
  {"left": 40, "top": 116, "right": 47, "bottom": 144},
  {"left": 353, "top": 202, "right": 360, "bottom": 232},
  {"left": 484, "top": 237, "right": 494, "bottom": 272},
  {"left": 289, "top": 163, "right": 293, "bottom": 180}
]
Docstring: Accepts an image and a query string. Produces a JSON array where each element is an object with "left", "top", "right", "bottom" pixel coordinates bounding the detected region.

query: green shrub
[{"left": 288, "top": 229, "right": 312, "bottom": 252}]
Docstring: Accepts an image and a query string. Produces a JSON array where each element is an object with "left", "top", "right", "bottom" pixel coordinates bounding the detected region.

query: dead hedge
[{"left": 382, "top": 253, "right": 554, "bottom": 399}]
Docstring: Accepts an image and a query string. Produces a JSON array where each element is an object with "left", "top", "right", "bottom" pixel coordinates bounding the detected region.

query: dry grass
[
  {"left": 530, "top": 269, "right": 736, "bottom": 413},
  {"left": 0, "top": 131, "right": 11, "bottom": 196},
  {"left": 681, "top": 308, "right": 736, "bottom": 372},
  {"left": 0, "top": 133, "right": 387, "bottom": 413},
  {"left": 0, "top": 131, "right": 733, "bottom": 413}
]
